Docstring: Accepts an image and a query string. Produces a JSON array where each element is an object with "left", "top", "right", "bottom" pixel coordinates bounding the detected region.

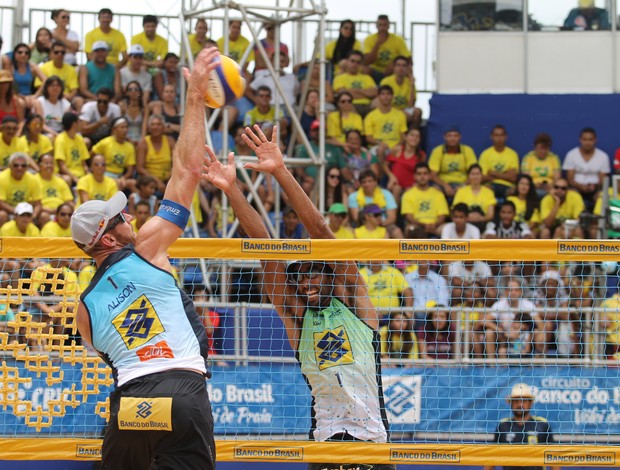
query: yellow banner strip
[
  {"left": 1, "top": 237, "right": 620, "bottom": 261},
  {"left": 0, "top": 439, "right": 618, "bottom": 465}
]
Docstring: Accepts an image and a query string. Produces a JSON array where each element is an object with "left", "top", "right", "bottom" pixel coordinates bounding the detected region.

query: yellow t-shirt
[
  {"left": 380, "top": 74, "right": 415, "bottom": 109},
  {"left": 92, "top": 136, "right": 136, "bottom": 176},
  {"left": 0, "top": 169, "right": 42, "bottom": 206},
  {"left": 428, "top": 145, "right": 478, "bottom": 185},
  {"left": 131, "top": 32, "right": 168, "bottom": 66},
  {"left": 324, "top": 39, "right": 362, "bottom": 62},
  {"left": 0, "top": 134, "right": 29, "bottom": 168},
  {"left": 379, "top": 326, "right": 419, "bottom": 359},
  {"left": 333, "top": 73, "right": 377, "bottom": 105},
  {"left": 354, "top": 225, "right": 387, "bottom": 239},
  {"left": 54, "top": 132, "right": 90, "bottom": 178},
  {"left": 36, "top": 61, "right": 78, "bottom": 92},
  {"left": 144, "top": 135, "right": 172, "bottom": 182},
  {"left": 0, "top": 220, "right": 40, "bottom": 237},
  {"left": 400, "top": 186, "right": 450, "bottom": 224},
  {"left": 40, "top": 221, "right": 72, "bottom": 237},
  {"left": 540, "top": 190, "right": 585, "bottom": 222},
  {"left": 507, "top": 196, "right": 541, "bottom": 226},
  {"left": 18, "top": 135, "right": 53, "bottom": 162},
  {"left": 520, "top": 151, "right": 562, "bottom": 186},
  {"left": 78, "top": 264, "right": 97, "bottom": 293},
  {"left": 326, "top": 111, "right": 363, "bottom": 143},
  {"left": 601, "top": 294, "right": 620, "bottom": 345},
  {"left": 84, "top": 27, "right": 127, "bottom": 65},
  {"left": 478, "top": 146, "right": 520, "bottom": 187},
  {"left": 243, "top": 106, "right": 276, "bottom": 127},
  {"left": 76, "top": 174, "right": 118, "bottom": 204},
  {"left": 452, "top": 185, "right": 497, "bottom": 214},
  {"left": 360, "top": 265, "right": 408, "bottom": 309},
  {"left": 216, "top": 35, "right": 254, "bottom": 64},
  {"left": 333, "top": 225, "right": 354, "bottom": 239},
  {"left": 363, "top": 33, "right": 411, "bottom": 74},
  {"left": 30, "top": 264, "right": 78, "bottom": 296},
  {"left": 363, "top": 108, "right": 408, "bottom": 148},
  {"left": 34, "top": 173, "right": 74, "bottom": 210}
]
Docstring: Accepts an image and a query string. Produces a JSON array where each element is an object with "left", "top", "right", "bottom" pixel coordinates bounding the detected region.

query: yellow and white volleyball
[{"left": 204, "top": 55, "right": 246, "bottom": 109}]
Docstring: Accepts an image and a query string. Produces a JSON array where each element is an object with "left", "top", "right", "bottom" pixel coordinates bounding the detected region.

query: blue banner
[{"left": 2, "top": 360, "right": 620, "bottom": 440}]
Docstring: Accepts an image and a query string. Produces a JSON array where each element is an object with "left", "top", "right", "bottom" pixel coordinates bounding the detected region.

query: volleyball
[{"left": 204, "top": 55, "right": 246, "bottom": 109}]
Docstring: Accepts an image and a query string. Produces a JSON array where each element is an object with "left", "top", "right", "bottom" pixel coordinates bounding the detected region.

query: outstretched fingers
[{"left": 244, "top": 126, "right": 262, "bottom": 146}]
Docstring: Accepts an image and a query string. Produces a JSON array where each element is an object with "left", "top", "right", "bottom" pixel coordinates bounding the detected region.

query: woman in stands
[
  {"left": 50, "top": 10, "right": 80, "bottom": 66},
  {"left": 149, "top": 83, "right": 181, "bottom": 142},
  {"left": 188, "top": 18, "right": 209, "bottom": 58},
  {"left": 34, "top": 76, "right": 71, "bottom": 140},
  {"left": 452, "top": 163, "right": 497, "bottom": 231},
  {"left": 379, "top": 310, "right": 419, "bottom": 368},
  {"left": 420, "top": 304, "right": 454, "bottom": 361},
  {"left": 91, "top": 117, "right": 136, "bottom": 192},
  {"left": 507, "top": 174, "right": 541, "bottom": 234},
  {"left": 9, "top": 43, "right": 46, "bottom": 110},
  {"left": 136, "top": 114, "right": 176, "bottom": 194},
  {"left": 153, "top": 52, "right": 181, "bottom": 104},
  {"left": 29, "top": 27, "right": 53, "bottom": 64},
  {"left": 20, "top": 114, "right": 53, "bottom": 163},
  {"left": 120, "top": 80, "right": 148, "bottom": 146},
  {"left": 327, "top": 91, "right": 363, "bottom": 151},
  {"left": 340, "top": 129, "right": 379, "bottom": 188},
  {"left": 383, "top": 127, "right": 426, "bottom": 202},
  {"left": 323, "top": 166, "right": 348, "bottom": 210},
  {"left": 325, "top": 20, "right": 361, "bottom": 76},
  {"left": 0, "top": 70, "right": 26, "bottom": 134}
]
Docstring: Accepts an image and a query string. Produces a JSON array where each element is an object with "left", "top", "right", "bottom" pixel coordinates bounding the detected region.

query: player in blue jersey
[
  {"left": 70, "top": 47, "right": 220, "bottom": 470},
  {"left": 202, "top": 125, "right": 396, "bottom": 470}
]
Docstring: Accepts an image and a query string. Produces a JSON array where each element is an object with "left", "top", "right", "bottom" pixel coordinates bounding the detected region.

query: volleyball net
[{"left": 1, "top": 237, "right": 620, "bottom": 466}]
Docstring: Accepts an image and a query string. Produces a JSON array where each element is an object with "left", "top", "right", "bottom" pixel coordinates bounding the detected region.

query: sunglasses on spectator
[
  {"left": 127, "top": 86, "right": 140, "bottom": 91},
  {"left": 105, "top": 212, "right": 126, "bottom": 233},
  {"left": 370, "top": 213, "right": 383, "bottom": 218},
  {"left": 97, "top": 99, "right": 109, "bottom": 104},
  {"left": 328, "top": 174, "right": 340, "bottom": 179},
  {"left": 4, "top": 126, "right": 18, "bottom": 132},
  {"left": 554, "top": 185, "right": 568, "bottom": 190},
  {"left": 53, "top": 50, "right": 66, "bottom": 55},
  {"left": 58, "top": 211, "right": 73, "bottom": 217},
  {"left": 333, "top": 213, "right": 346, "bottom": 219}
]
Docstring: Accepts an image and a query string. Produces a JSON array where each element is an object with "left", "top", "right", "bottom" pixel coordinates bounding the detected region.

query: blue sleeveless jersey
[{"left": 81, "top": 245, "right": 209, "bottom": 387}]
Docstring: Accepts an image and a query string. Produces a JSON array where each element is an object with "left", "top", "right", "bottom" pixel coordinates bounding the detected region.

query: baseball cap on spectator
[
  {"left": 164, "top": 52, "right": 179, "bottom": 61},
  {"left": 71, "top": 192, "right": 127, "bottom": 250},
  {"left": 0, "top": 70, "right": 13, "bottom": 83},
  {"left": 444, "top": 124, "right": 461, "bottom": 134},
  {"left": 283, "top": 206, "right": 297, "bottom": 216},
  {"left": 2, "top": 115, "right": 18, "bottom": 125},
  {"left": 328, "top": 203, "right": 347, "bottom": 215},
  {"left": 507, "top": 383, "right": 535, "bottom": 401},
  {"left": 363, "top": 204, "right": 383, "bottom": 215},
  {"left": 538, "top": 269, "right": 562, "bottom": 285},
  {"left": 14, "top": 202, "right": 34, "bottom": 216},
  {"left": 129, "top": 44, "right": 145, "bottom": 56},
  {"left": 310, "top": 120, "right": 320, "bottom": 130},
  {"left": 92, "top": 41, "right": 110, "bottom": 51}
]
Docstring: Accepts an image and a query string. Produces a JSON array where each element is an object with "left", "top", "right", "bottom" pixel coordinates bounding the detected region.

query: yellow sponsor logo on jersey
[
  {"left": 314, "top": 326, "right": 354, "bottom": 370},
  {"left": 112, "top": 294, "right": 165, "bottom": 349}
]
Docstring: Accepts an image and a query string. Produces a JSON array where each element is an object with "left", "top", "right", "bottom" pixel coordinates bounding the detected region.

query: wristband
[{"left": 156, "top": 199, "right": 190, "bottom": 229}]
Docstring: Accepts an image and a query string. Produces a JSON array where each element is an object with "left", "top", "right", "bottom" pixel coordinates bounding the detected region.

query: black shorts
[
  {"left": 308, "top": 433, "right": 397, "bottom": 470},
  {"left": 102, "top": 370, "right": 215, "bottom": 470}
]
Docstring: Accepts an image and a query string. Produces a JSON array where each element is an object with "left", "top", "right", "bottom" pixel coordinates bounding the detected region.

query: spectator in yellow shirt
[
  {"left": 401, "top": 162, "right": 449, "bottom": 238},
  {"left": 326, "top": 91, "right": 363, "bottom": 149},
  {"left": 507, "top": 174, "right": 541, "bottom": 231},
  {"left": 76, "top": 154, "right": 118, "bottom": 204},
  {"left": 479, "top": 125, "right": 519, "bottom": 199},
  {"left": 379, "top": 310, "right": 419, "bottom": 367},
  {"left": 0, "top": 153, "right": 43, "bottom": 226},
  {"left": 34, "top": 153, "right": 74, "bottom": 227},
  {"left": 0, "top": 116, "right": 29, "bottom": 169},
  {"left": 189, "top": 18, "right": 210, "bottom": 58},
  {"left": 130, "top": 199, "right": 151, "bottom": 232},
  {"left": 19, "top": 114, "right": 53, "bottom": 164},
  {"left": 217, "top": 20, "right": 254, "bottom": 68},
  {"left": 354, "top": 203, "right": 389, "bottom": 239},
  {"left": 326, "top": 202, "right": 354, "bottom": 239},
  {"left": 333, "top": 50, "right": 377, "bottom": 117},
  {"left": 520, "top": 133, "right": 561, "bottom": 197},
  {"left": 360, "top": 261, "right": 413, "bottom": 312},
  {"left": 363, "top": 84, "right": 407, "bottom": 163},
  {"left": 380, "top": 55, "right": 421, "bottom": 128},
  {"left": 84, "top": 8, "right": 127, "bottom": 66},
  {"left": 36, "top": 42, "right": 79, "bottom": 102},
  {"left": 540, "top": 178, "right": 585, "bottom": 239},
  {"left": 91, "top": 117, "right": 136, "bottom": 191},
  {"left": 0, "top": 202, "right": 41, "bottom": 237},
  {"left": 452, "top": 164, "right": 497, "bottom": 231},
  {"left": 428, "top": 125, "right": 477, "bottom": 198},
  {"left": 40, "top": 203, "right": 73, "bottom": 237},
  {"left": 55, "top": 112, "right": 89, "bottom": 185},
  {"left": 363, "top": 14, "right": 411, "bottom": 83},
  {"left": 131, "top": 15, "right": 168, "bottom": 75},
  {"left": 325, "top": 20, "right": 361, "bottom": 76}
]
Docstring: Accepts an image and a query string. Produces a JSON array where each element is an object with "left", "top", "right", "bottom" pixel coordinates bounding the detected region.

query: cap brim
[{"left": 106, "top": 191, "right": 128, "bottom": 218}]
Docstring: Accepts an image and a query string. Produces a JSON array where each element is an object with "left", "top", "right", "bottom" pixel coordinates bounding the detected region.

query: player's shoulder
[
  {"left": 531, "top": 415, "right": 548, "bottom": 423},
  {"left": 499, "top": 417, "right": 511, "bottom": 423}
]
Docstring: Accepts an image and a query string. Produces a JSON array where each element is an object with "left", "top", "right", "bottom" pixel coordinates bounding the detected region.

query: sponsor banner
[
  {"left": 389, "top": 448, "right": 460, "bottom": 463},
  {"left": 240, "top": 239, "right": 311, "bottom": 255},
  {"left": 544, "top": 450, "right": 615, "bottom": 465},
  {"left": 399, "top": 240, "right": 470, "bottom": 255},
  {"left": 233, "top": 445, "right": 304, "bottom": 460},
  {"left": 557, "top": 241, "right": 620, "bottom": 255}
]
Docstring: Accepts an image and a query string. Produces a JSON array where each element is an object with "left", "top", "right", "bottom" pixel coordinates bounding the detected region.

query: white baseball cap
[
  {"left": 71, "top": 192, "right": 127, "bottom": 250},
  {"left": 129, "top": 44, "right": 145, "bottom": 56},
  {"left": 92, "top": 40, "right": 110, "bottom": 51},
  {"left": 508, "top": 383, "right": 535, "bottom": 401},
  {"left": 14, "top": 202, "right": 34, "bottom": 215}
]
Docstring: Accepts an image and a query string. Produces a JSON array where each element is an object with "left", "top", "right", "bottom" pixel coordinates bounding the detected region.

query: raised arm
[{"left": 136, "top": 47, "right": 220, "bottom": 266}]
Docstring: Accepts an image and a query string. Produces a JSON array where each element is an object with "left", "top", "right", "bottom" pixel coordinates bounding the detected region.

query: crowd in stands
[{"left": 0, "top": 8, "right": 618, "bottom": 363}]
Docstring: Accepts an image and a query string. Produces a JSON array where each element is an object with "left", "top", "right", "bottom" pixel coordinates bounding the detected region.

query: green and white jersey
[{"left": 297, "top": 297, "right": 389, "bottom": 442}]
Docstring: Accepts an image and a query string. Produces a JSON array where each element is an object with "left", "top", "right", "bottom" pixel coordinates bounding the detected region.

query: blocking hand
[
  {"left": 202, "top": 147, "right": 237, "bottom": 193},
  {"left": 242, "top": 125, "right": 285, "bottom": 174},
  {"left": 182, "top": 47, "right": 221, "bottom": 100}
]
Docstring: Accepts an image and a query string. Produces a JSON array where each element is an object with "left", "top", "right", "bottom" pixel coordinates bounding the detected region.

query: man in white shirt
[
  {"left": 249, "top": 50, "right": 299, "bottom": 113},
  {"left": 118, "top": 44, "right": 153, "bottom": 103},
  {"left": 405, "top": 260, "right": 450, "bottom": 321},
  {"left": 79, "top": 88, "right": 121, "bottom": 145},
  {"left": 441, "top": 203, "right": 481, "bottom": 239},
  {"left": 563, "top": 127, "right": 610, "bottom": 211}
]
